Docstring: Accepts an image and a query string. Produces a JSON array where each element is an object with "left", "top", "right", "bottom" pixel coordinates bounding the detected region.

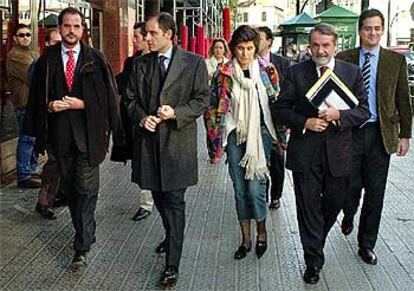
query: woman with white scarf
[{"left": 208, "top": 26, "right": 279, "bottom": 260}]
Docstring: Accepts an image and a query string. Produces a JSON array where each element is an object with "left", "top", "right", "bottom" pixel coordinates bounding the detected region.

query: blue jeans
[
  {"left": 226, "top": 126, "right": 273, "bottom": 222},
  {"left": 16, "top": 108, "right": 39, "bottom": 182}
]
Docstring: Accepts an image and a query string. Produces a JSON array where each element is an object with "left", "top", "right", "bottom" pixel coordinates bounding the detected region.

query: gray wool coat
[{"left": 125, "top": 46, "right": 209, "bottom": 192}]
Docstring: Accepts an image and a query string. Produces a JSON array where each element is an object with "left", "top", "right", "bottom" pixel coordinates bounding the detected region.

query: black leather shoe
[
  {"left": 132, "top": 207, "right": 151, "bottom": 221},
  {"left": 52, "top": 198, "right": 68, "bottom": 208},
  {"left": 234, "top": 245, "right": 251, "bottom": 260},
  {"left": 35, "top": 203, "right": 57, "bottom": 220},
  {"left": 18, "top": 178, "right": 41, "bottom": 188},
  {"left": 303, "top": 266, "right": 320, "bottom": 284},
  {"left": 255, "top": 238, "right": 267, "bottom": 259},
  {"left": 358, "top": 248, "right": 377, "bottom": 265},
  {"left": 70, "top": 251, "right": 88, "bottom": 271},
  {"left": 341, "top": 217, "right": 354, "bottom": 235},
  {"left": 156, "top": 240, "right": 167, "bottom": 254},
  {"left": 159, "top": 266, "right": 179, "bottom": 287},
  {"left": 269, "top": 199, "right": 281, "bottom": 209}
]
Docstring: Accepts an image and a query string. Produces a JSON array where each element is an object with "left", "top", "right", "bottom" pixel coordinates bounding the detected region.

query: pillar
[{"left": 103, "top": 0, "right": 129, "bottom": 74}]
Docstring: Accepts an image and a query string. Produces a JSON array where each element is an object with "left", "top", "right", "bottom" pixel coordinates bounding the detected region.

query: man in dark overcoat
[
  {"left": 24, "top": 7, "right": 121, "bottom": 270},
  {"left": 274, "top": 24, "right": 369, "bottom": 284},
  {"left": 124, "top": 12, "right": 209, "bottom": 287}
]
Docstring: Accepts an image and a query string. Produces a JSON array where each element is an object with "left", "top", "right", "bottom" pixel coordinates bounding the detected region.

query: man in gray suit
[{"left": 125, "top": 12, "right": 209, "bottom": 287}]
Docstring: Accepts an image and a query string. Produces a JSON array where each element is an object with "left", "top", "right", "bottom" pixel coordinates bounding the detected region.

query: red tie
[
  {"left": 65, "top": 50, "right": 75, "bottom": 91},
  {"left": 320, "top": 65, "right": 328, "bottom": 76}
]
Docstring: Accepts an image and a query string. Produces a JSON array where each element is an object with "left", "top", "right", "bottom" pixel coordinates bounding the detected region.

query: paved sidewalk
[{"left": 1, "top": 119, "right": 414, "bottom": 290}]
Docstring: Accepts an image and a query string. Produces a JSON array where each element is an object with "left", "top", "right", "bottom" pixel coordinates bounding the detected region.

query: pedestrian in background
[
  {"left": 204, "top": 38, "right": 230, "bottom": 163},
  {"left": 206, "top": 38, "right": 229, "bottom": 80},
  {"left": 110, "top": 21, "right": 154, "bottom": 222},
  {"left": 7, "top": 23, "right": 40, "bottom": 188},
  {"left": 124, "top": 12, "right": 209, "bottom": 287},
  {"left": 337, "top": 9, "right": 412, "bottom": 266},
  {"left": 25, "top": 7, "right": 122, "bottom": 271},
  {"left": 30, "top": 27, "right": 67, "bottom": 220},
  {"left": 257, "top": 26, "right": 290, "bottom": 210}
]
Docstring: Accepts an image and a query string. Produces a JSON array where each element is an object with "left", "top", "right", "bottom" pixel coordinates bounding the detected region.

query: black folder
[{"left": 306, "top": 68, "right": 359, "bottom": 111}]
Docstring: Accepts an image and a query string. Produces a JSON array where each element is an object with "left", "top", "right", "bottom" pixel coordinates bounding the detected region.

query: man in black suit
[
  {"left": 124, "top": 13, "right": 209, "bottom": 287},
  {"left": 25, "top": 7, "right": 121, "bottom": 270},
  {"left": 337, "top": 9, "right": 412, "bottom": 265},
  {"left": 257, "top": 26, "right": 290, "bottom": 209},
  {"left": 274, "top": 24, "right": 369, "bottom": 284}
]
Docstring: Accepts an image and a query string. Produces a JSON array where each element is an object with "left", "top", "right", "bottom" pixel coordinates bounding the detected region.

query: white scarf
[{"left": 232, "top": 59, "right": 268, "bottom": 180}]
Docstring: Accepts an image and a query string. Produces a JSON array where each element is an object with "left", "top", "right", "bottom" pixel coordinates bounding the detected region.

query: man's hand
[
  {"left": 318, "top": 101, "right": 340, "bottom": 122},
  {"left": 48, "top": 100, "right": 70, "bottom": 112},
  {"left": 62, "top": 96, "right": 85, "bottom": 109},
  {"left": 140, "top": 115, "right": 162, "bottom": 132},
  {"left": 396, "top": 138, "right": 410, "bottom": 156},
  {"left": 157, "top": 105, "right": 176, "bottom": 121},
  {"left": 305, "top": 118, "right": 329, "bottom": 132}
]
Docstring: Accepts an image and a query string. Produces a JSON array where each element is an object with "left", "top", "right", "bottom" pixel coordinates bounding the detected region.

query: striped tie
[{"left": 362, "top": 52, "right": 371, "bottom": 92}]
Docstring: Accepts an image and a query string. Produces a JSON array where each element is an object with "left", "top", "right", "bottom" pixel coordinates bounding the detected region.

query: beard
[{"left": 312, "top": 55, "right": 332, "bottom": 66}]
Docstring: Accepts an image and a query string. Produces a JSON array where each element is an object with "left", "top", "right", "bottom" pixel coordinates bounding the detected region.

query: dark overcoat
[
  {"left": 336, "top": 47, "right": 412, "bottom": 154},
  {"left": 24, "top": 42, "right": 122, "bottom": 167},
  {"left": 274, "top": 59, "right": 370, "bottom": 177},
  {"left": 125, "top": 46, "right": 209, "bottom": 192}
]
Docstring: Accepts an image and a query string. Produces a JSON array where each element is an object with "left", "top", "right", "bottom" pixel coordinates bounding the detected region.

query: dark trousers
[
  {"left": 269, "top": 145, "right": 285, "bottom": 201},
  {"left": 152, "top": 188, "right": 186, "bottom": 268},
  {"left": 292, "top": 143, "right": 347, "bottom": 269},
  {"left": 343, "top": 123, "right": 390, "bottom": 249},
  {"left": 57, "top": 143, "right": 99, "bottom": 253}
]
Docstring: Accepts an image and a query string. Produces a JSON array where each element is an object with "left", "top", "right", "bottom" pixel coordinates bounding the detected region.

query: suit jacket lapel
[
  {"left": 162, "top": 46, "right": 187, "bottom": 92},
  {"left": 303, "top": 60, "right": 318, "bottom": 89}
]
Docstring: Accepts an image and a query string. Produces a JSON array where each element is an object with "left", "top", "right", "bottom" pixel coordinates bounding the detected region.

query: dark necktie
[
  {"left": 159, "top": 55, "right": 167, "bottom": 83},
  {"left": 362, "top": 52, "right": 372, "bottom": 93},
  {"left": 320, "top": 65, "right": 328, "bottom": 76}
]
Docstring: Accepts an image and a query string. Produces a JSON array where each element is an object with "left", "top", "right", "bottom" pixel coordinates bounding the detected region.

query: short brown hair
[
  {"left": 45, "top": 27, "right": 60, "bottom": 42},
  {"left": 309, "top": 23, "right": 337, "bottom": 45},
  {"left": 358, "top": 9, "right": 384, "bottom": 31},
  {"left": 147, "top": 12, "right": 176, "bottom": 41},
  {"left": 229, "top": 25, "right": 260, "bottom": 57}
]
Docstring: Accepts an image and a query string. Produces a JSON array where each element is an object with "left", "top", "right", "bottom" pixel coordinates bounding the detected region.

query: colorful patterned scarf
[{"left": 204, "top": 57, "right": 280, "bottom": 164}]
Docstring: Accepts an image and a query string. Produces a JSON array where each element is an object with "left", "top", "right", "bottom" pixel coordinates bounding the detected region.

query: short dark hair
[
  {"left": 58, "top": 7, "right": 86, "bottom": 27},
  {"left": 309, "top": 23, "right": 337, "bottom": 44},
  {"left": 229, "top": 25, "right": 260, "bottom": 56},
  {"left": 358, "top": 9, "right": 384, "bottom": 31},
  {"left": 133, "top": 21, "right": 147, "bottom": 37},
  {"left": 14, "top": 23, "right": 30, "bottom": 35},
  {"left": 45, "top": 27, "right": 60, "bottom": 42},
  {"left": 208, "top": 38, "right": 229, "bottom": 58},
  {"left": 148, "top": 12, "right": 176, "bottom": 40},
  {"left": 257, "top": 26, "right": 273, "bottom": 46}
]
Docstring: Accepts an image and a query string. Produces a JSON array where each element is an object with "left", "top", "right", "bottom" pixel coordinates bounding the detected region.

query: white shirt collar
[
  {"left": 61, "top": 42, "right": 81, "bottom": 55},
  {"left": 158, "top": 45, "right": 173, "bottom": 61},
  {"left": 316, "top": 56, "right": 335, "bottom": 76}
]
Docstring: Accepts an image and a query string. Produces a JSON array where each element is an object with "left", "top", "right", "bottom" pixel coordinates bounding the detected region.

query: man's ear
[{"left": 165, "top": 29, "right": 173, "bottom": 40}]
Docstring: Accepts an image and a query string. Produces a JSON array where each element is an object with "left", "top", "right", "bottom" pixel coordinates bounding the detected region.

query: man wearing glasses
[{"left": 7, "top": 24, "right": 40, "bottom": 188}]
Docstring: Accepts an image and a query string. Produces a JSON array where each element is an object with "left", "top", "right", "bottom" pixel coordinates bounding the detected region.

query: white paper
[{"left": 317, "top": 90, "right": 351, "bottom": 110}]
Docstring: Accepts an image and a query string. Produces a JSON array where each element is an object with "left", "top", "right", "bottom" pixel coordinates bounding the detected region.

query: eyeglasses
[{"left": 16, "top": 33, "right": 32, "bottom": 38}]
